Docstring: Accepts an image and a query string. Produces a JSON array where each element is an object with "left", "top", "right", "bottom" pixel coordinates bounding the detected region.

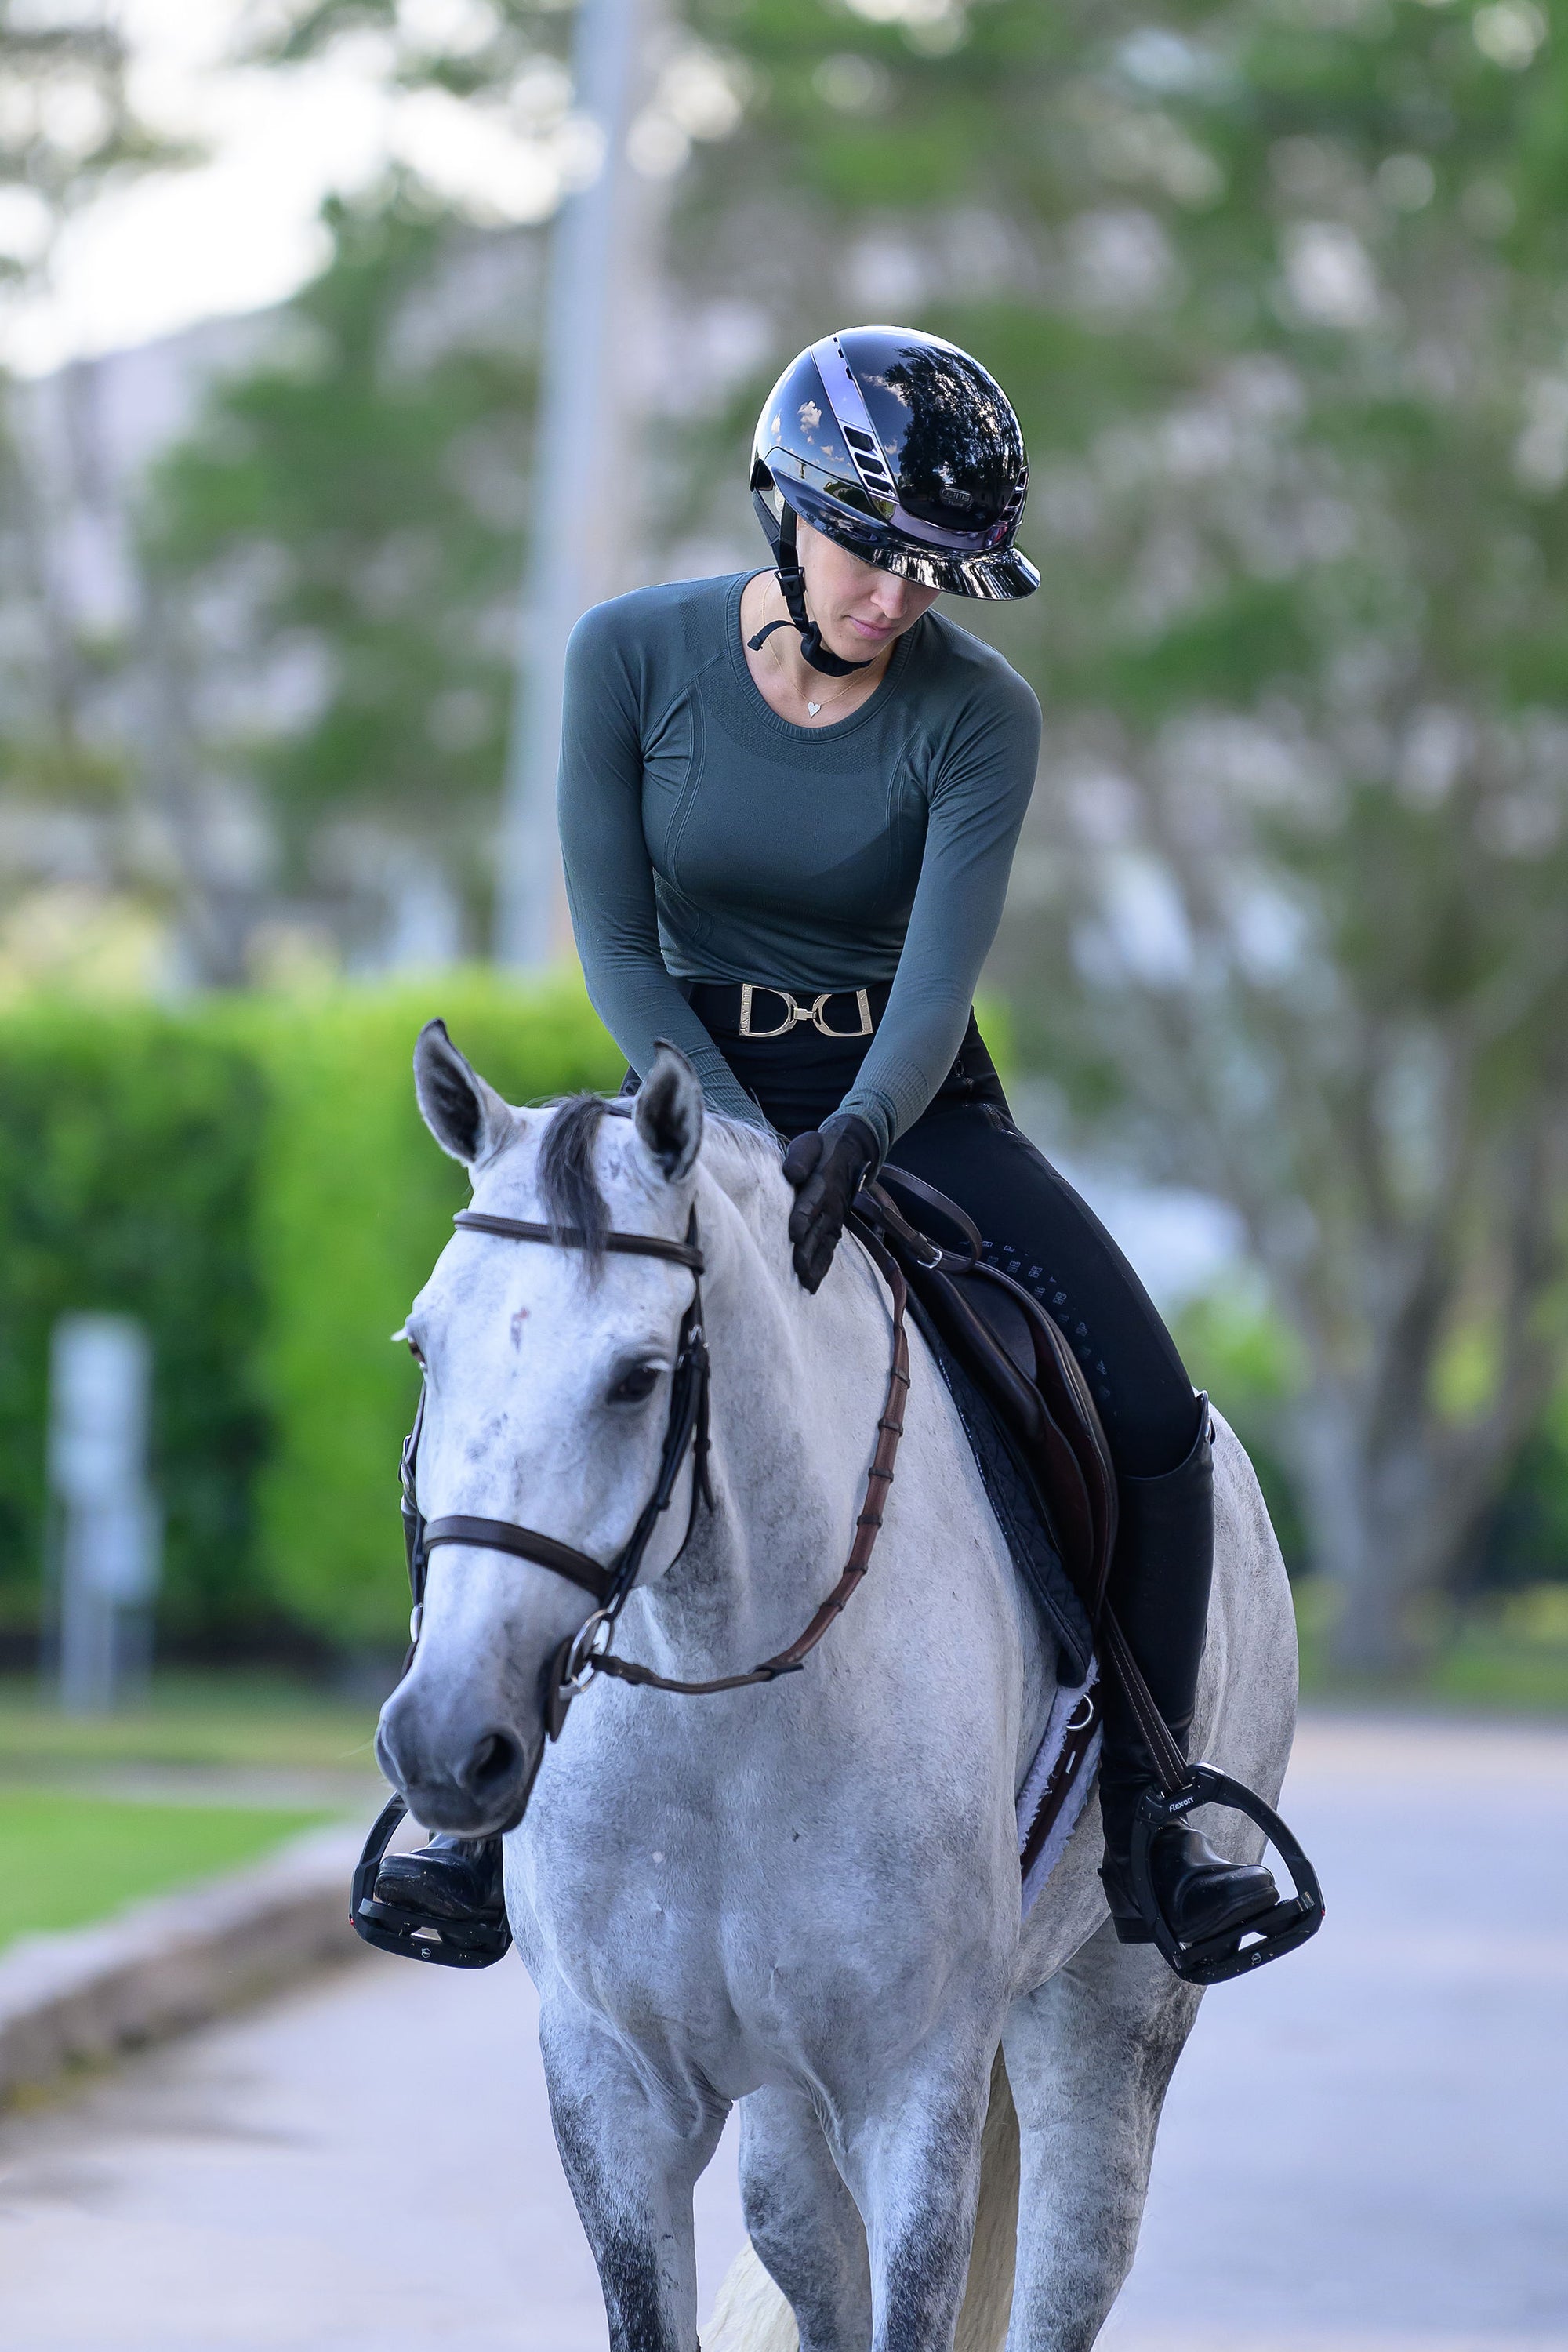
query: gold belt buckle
[{"left": 738, "top": 985, "right": 874, "bottom": 1040}]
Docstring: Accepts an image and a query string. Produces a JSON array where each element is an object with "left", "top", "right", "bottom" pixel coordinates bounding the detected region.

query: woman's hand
[{"left": 782, "top": 1114, "right": 878, "bottom": 1293}]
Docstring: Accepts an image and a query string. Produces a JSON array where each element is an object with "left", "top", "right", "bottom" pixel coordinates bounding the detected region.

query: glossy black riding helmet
[{"left": 749, "top": 325, "right": 1039, "bottom": 675}]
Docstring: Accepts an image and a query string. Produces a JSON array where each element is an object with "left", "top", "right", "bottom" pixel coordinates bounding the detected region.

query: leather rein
[{"left": 399, "top": 1203, "right": 910, "bottom": 1739}]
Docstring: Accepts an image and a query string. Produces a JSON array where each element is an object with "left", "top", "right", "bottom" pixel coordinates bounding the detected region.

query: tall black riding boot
[
  {"left": 373, "top": 1831, "right": 506, "bottom": 1926},
  {"left": 1098, "top": 1399, "right": 1279, "bottom": 1948}
]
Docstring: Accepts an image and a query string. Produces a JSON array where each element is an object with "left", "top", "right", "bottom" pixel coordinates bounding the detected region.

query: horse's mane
[{"left": 535, "top": 1091, "right": 785, "bottom": 1263}]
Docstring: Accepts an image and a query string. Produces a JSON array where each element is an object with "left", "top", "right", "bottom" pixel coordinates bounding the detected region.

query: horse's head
[{"left": 376, "top": 1022, "right": 710, "bottom": 1836}]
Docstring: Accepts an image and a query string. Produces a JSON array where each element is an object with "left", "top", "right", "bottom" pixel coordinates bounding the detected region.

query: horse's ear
[
  {"left": 414, "top": 1020, "right": 518, "bottom": 1169},
  {"left": 633, "top": 1041, "right": 704, "bottom": 1182}
]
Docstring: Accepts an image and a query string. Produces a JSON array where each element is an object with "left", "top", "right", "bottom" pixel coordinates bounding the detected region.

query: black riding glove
[{"left": 782, "top": 1113, "right": 878, "bottom": 1294}]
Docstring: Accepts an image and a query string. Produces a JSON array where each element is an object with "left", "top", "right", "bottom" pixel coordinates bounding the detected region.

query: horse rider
[{"left": 376, "top": 325, "right": 1281, "bottom": 1959}]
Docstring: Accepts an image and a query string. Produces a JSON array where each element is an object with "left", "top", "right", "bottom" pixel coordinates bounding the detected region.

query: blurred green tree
[
  {"left": 143, "top": 0, "right": 1568, "bottom": 1664},
  {"left": 143, "top": 182, "right": 539, "bottom": 955},
  {"left": 654, "top": 0, "right": 1568, "bottom": 1666},
  {"left": 0, "top": 0, "right": 190, "bottom": 811}
]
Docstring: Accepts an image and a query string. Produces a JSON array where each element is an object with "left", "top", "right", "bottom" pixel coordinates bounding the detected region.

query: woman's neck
[{"left": 740, "top": 572, "right": 895, "bottom": 729}]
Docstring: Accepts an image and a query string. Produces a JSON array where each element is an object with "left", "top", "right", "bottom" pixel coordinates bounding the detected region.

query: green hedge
[
  {"left": 230, "top": 975, "right": 622, "bottom": 1646},
  {"left": 0, "top": 1007, "right": 268, "bottom": 1644},
  {"left": 0, "top": 975, "right": 622, "bottom": 1654}
]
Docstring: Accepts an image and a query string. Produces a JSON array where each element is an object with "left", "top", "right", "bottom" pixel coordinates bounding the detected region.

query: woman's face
[{"left": 797, "top": 519, "right": 940, "bottom": 662}]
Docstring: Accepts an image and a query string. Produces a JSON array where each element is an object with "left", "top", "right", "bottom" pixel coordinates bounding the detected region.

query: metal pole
[
  {"left": 495, "top": 0, "right": 643, "bottom": 969},
  {"left": 49, "top": 1316, "right": 161, "bottom": 1716}
]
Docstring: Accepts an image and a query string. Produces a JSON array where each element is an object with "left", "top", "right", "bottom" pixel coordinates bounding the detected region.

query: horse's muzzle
[{"left": 376, "top": 1682, "right": 539, "bottom": 1837}]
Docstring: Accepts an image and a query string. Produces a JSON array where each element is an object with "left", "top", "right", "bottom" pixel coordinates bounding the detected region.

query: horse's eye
[
  {"left": 609, "top": 1363, "right": 661, "bottom": 1405},
  {"left": 406, "top": 1336, "right": 426, "bottom": 1367}
]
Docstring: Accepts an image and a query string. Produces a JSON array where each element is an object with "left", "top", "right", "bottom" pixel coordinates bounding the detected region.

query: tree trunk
[{"left": 1287, "top": 1382, "right": 1517, "bottom": 1675}]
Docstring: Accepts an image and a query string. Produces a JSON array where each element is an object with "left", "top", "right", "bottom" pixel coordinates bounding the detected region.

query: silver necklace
[{"left": 762, "top": 618, "right": 877, "bottom": 720}]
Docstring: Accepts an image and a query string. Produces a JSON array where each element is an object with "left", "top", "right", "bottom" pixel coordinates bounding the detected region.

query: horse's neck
[{"left": 633, "top": 1174, "right": 890, "bottom": 1672}]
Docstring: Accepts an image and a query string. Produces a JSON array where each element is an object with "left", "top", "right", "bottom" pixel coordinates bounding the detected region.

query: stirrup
[
  {"left": 350, "top": 1793, "right": 514, "bottom": 1970},
  {"left": 1129, "top": 1764, "right": 1324, "bottom": 1986}
]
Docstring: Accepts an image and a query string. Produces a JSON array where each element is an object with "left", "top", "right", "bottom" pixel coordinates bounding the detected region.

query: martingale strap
[{"left": 594, "top": 1220, "right": 909, "bottom": 1697}]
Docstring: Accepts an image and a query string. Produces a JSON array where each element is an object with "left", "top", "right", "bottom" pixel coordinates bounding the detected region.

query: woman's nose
[{"left": 870, "top": 577, "right": 914, "bottom": 622}]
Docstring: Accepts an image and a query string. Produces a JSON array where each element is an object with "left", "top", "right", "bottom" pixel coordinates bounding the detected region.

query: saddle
[
  {"left": 864, "top": 1168, "right": 1117, "bottom": 1628},
  {"left": 858, "top": 1168, "right": 1325, "bottom": 1987}
]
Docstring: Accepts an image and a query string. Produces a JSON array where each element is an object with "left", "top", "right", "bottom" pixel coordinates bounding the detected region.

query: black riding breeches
[{"left": 681, "top": 992, "right": 1199, "bottom": 1482}]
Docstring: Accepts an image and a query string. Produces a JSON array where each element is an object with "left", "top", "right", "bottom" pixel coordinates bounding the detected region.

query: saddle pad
[
  {"left": 910, "top": 1299, "right": 1094, "bottom": 1687},
  {"left": 1016, "top": 1665, "right": 1101, "bottom": 1917},
  {"left": 909, "top": 1303, "right": 1102, "bottom": 1907}
]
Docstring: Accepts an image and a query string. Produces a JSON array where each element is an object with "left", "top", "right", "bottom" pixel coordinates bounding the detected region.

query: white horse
[{"left": 378, "top": 1026, "right": 1299, "bottom": 2352}]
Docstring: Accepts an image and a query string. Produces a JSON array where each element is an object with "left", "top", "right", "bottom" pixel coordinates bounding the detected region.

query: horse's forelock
[
  {"left": 534, "top": 1094, "right": 784, "bottom": 1270},
  {"left": 537, "top": 1094, "right": 613, "bottom": 1257}
]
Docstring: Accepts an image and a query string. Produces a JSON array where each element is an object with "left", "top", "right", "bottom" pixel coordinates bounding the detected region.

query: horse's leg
[
  {"left": 539, "top": 2006, "right": 728, "bottom": 2352},
  {"left": 738, "top": 2083, "right": 872, "bottom": 2350},
  {"left": 1002, "top": 1922, "right": 1202, "bottom": 2352},
  {"left": 831, "top": 2038, "right": 998, "bottom": 2352}
]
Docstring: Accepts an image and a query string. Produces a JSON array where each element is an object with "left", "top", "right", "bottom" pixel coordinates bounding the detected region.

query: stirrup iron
[
  {"left": 350, "top": 1793, "right": 514, "bottom": 1970},
  {"left": 1129, "top": 1765, "right": 1324, "bottom": 1985}
]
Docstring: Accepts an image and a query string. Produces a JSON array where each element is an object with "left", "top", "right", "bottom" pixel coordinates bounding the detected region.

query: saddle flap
[
  {"left": 867, "top": 1170, "right": 1119, "bottom": 1622},
  {"left": 975, "top": 1264, "right": 1119, "bottom": 1619}
]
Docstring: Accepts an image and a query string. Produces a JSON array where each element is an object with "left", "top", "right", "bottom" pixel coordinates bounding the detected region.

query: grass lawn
[
  {"left": 1, "top": 1789, "right": 331, "bottom": 1954},
  {"left": 0, "top": 1671, "right": 382, "bottom": 1775}
]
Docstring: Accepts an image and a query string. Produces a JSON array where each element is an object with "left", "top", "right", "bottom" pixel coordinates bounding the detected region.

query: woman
[{"left": 380, "top": 326, "right": 1278, "bottom": 1962}]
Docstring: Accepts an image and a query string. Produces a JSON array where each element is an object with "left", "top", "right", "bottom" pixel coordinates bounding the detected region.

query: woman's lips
[{"left": 847, "top": 615, "right": 896, "bottom": 641}]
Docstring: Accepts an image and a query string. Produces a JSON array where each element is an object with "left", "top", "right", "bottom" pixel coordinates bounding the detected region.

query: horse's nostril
[{"left": 461, "top": 1730, "right": 521, "bottom": 1793}]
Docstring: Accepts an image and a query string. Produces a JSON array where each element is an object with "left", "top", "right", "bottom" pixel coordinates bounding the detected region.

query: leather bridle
[{"left": 398, "top": 1202, "right": 909, "bottom": 1741}]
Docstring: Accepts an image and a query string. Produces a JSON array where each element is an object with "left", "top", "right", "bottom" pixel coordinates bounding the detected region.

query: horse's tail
[{"left": 702, "top": 2049, "right": 1019, "bottom": 2352}]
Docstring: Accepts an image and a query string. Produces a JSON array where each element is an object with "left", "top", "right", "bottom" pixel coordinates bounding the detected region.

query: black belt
[{"left": 688, "top": 980, "right": 891, "bottom": 1041}]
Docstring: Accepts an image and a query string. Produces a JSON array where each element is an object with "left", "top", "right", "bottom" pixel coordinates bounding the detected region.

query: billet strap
[
  {"left": 453, "top": 1210, "right": 704, "bottom": 1271},
  {"left": 876, "top": 1166, "right": 984, "bottom": 1269},
  {"left": 593, "top": 1221, "right": 910, "bottom": 1698},
  {"left": 421, "top": 1515, "right": 614, "bottom": 1604}
]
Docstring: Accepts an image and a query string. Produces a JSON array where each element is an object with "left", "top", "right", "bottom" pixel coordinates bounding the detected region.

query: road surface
[{"left": 1, "top": 1712, "right": 1563, "bottom": 2351}]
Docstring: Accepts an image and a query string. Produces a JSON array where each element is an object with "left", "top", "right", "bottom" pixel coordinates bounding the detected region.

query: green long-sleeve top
[{"left": 557, "top": 571, "right": 1041, "bottom": 1162}]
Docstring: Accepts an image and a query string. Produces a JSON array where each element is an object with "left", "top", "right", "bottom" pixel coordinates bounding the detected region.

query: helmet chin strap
[{"left": 747, "top": 495, "right": 872, "bottom": 680}]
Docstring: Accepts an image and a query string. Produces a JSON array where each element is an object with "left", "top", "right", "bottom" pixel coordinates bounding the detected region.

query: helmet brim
[
  {"left": 875, "top": 540, "right": 1040, "bottom": 600},
  {"left": 777, "top": 475, "right": 1040, "bottom": 601}
]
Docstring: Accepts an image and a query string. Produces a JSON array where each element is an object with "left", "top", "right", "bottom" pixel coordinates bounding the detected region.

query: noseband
[{"left": 398, "top": 1201, "right": 909, "bottom": 1740}]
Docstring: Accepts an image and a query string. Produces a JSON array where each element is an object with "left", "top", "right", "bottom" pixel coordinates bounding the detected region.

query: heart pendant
[{"left": 807, "top": 701, "right": 821, "bottom": 717}]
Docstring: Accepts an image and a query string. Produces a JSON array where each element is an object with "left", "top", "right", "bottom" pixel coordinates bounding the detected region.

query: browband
[{"left": 453, "top": 1210, "right": 705, "bottom": 1272}]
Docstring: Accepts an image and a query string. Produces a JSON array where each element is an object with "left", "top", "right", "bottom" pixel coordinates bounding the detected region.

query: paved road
[{"left": 0, "top": 1713, "right": 1563, "bottom": 2352}]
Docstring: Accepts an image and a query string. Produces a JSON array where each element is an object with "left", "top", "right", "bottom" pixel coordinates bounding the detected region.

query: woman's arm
[
  {"left": 833, "top": 660, "right": 1041, "bottom": 1163},
  {"left": 557, "top": 601, "right": 762, "bottom": 1126}
]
